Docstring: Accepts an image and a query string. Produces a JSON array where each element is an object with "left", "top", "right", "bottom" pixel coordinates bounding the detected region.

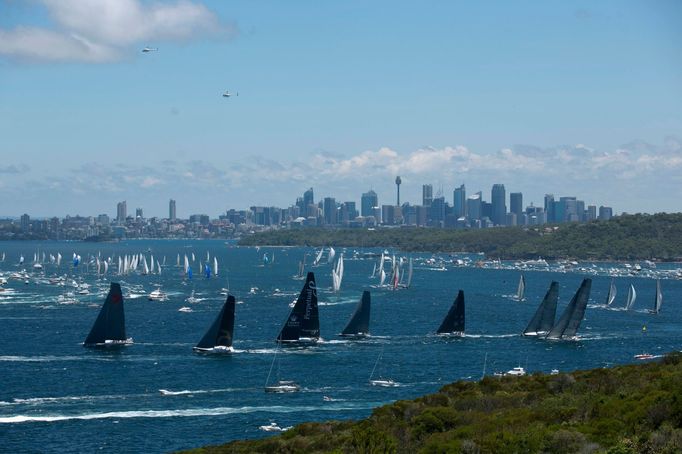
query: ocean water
[{"left": 0, "top": 240, "right": 680, "bottom": 453}]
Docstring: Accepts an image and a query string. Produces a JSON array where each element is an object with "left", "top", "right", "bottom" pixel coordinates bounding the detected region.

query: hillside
[
  {"left": 238, "top": 213, "right": 682, "bottom": 261},
  {"left": 183, "top": 353, "right": 682, "bottom": 454}
]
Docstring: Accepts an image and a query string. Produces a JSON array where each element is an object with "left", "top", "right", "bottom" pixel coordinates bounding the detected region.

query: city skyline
[{"left": 1, "top": 1, "right": 681, "bottom": 217}]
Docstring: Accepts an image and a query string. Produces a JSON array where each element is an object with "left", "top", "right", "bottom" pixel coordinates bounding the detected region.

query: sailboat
[
  {"left": 369, "top": 346, "right": 398, "bottom": 387},
  {"left": 264, "top": 345, "right": 300, "bottom": 393},
  {"left": 625, "top": 284, "right": 637, "bottom": 310},
  {"left": 436, "top": 290, "right": 465, "bottom": 337},
  {"left": 604, "top": 278, "right": 617, "bottom": 306},
  {"left": 193, "top": 295, "right": 236, "bottom": 354},
  {"left": 83, "top": 282, "right": 133, "bottom": 347},
  {"left": 276, "top": 272, "right": 319, "bottom": 345},
  {"left": 331, "top": 254, "right": 344, "bottom": 292},
  {"left": 313, "top": 248, "right": 324, "bottom": 266},
  {"left": 340, "top": 291, "right": 371, "bottom": 337},
  {"left": 523, "top": 281, "right": 559, "bottom": 336},
  {"left": 515, "top": 274, "right": 526, "bottom": 301},
  {"left": 650, "top": 279, "right": 663, "bottom": 314},
  {"left": 545, "top": 278, "right": 592, "bottom": 340}
]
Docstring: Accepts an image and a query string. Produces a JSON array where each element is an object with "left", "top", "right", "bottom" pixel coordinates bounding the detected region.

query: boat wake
[{"left": 0, "top": 402, "right": 386, "bottom": 424}]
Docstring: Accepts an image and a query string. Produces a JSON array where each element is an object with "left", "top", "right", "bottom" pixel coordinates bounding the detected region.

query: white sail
[
  {"left": 328, "top": 247, "right": 336, "bottom": 264},
  {"left": 313, "top": 248, "right": 324, "bottom": 266},
  {"left": 606, "top": 278, "right": 617, "bottom": 306},
  {"left": 191, "top": 252, "right": 195, "bottom": 262},
  {"left": 654, "top": 279, "right": 663, "bottom": 313},
  {"left": 96, "top": 258, "right": 101, "bottom": 275},
  {"left": 379, "top": 268, "right": 386, "bottom": 287},
  {"left": 378, "top": 253, "right": 385, "bottom": 275},
  {"left": 143, "top": 257, "right": 149, "bottom": 275},
  {"left": 206, "top": 251, "right": 210, "bottom": 262},
  {"left": 157, "top": 261, "right": 161, "bottom": 275},
  {"left": 213, "top": 257, "right": 218, "bottom": 276},
  {"left": 516, "top": 275, "right": 526, "bottom": 300},
  {"left": 118, "top": 256, "right": 123, "bottom": 275},
  {"left": 371, "top": 262, "right": 376, "bottom": 278},
  {"left": 176, "top": 254, "right": 180, "bottom": 267},
  {"left": 184, "top": 254, "right": 190, "bottom": 274},
  {"left": 405, "top": 258, "right": 413, "bottom": 288},
  {"left": 57, "top": 252, "right": 62, "bottom": 266},
  {"left": 332, "top": 254, "right": 344, "bottom": 292},
  {"left": 150, "top": 256, "right": 155, "bottom": 274},
  {"left": 626, "top": 284, "right": 637, "bottom": 310},
  {"left": 103, "top": 260, "right": 109, "bottom": 275}
]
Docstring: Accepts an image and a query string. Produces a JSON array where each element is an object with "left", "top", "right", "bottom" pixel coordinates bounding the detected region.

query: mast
[
  {"left": 436, "top": 290, "right": 465, "bottom": 335},
  {"left": 341, "top": 291, "right": 371, "bottom": 336},
  {"left": 653, "top": 279, "right": 663, "bottom": 314},
  {"left": 546, "top": 278, "right": 592, "bottom": 339},
  {"left": 523, "top": 281, "right": 559, "bottom": 336}
]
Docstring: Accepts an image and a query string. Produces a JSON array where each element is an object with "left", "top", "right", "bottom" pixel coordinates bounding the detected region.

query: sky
[{"left": 1, "top": 0, "right": 681, "bottom": 218}]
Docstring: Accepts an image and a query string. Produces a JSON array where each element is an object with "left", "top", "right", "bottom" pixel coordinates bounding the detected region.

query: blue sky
[{"left": 1, "top": 0, "right": 681, "bottom": 218}]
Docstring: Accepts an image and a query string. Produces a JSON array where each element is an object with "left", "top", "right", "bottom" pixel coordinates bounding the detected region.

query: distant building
[
  {"left": 361, "top": 190, "right": 378, "bottom": 217},
  {"left": 135, "top": 208, "right": 144, "bottom": 219},
  {"left": 20, "top": 213, "right": 30, "bottom": 232},
  {"left": 467, "top": 192, "right": 482, "bottom": 221},
  {"left": 491, "top": 184, "right": 506, "bottom": 226},
  {"left": 453, "top": 184, "right": 466, "bottom": 218},
  {"left": 323, "top": 197, "right": 337, "bottom": 225},
  {"left": 599, "top": 206, "right": 613, "bottom": 221},
  {"left": 116, "top": 201, "right": 127, "bottom": 223},
  {"left": 544, "top": 194, "right": 555, "bottom": 223},
  {"left": 587, "top": 205, "right": 597, "bottom": 221},
  {"left": 510, "top": 192, "right": 523, "bottom": 220},
  {"left": 303, "top": 188, "right": 314, "bottom": 208},
  {"left": 169, "top": 199, "right": 176, "bottom": 221},
  {"left": 430, "top": 196, "right": 446, "bottom": 227},
  {"left": 422, "top": 184, "right": 433, "bottom": 207}
]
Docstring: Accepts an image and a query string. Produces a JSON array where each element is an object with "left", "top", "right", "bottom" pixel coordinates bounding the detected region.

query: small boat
[
  {"left": 436, "top": 290, "right": 465, "bottom": 337},
  {"left": 83, "top": 282, "right": 133, "bottom": 348},
  {"left": 368, "top": 346, "right": 397, "bottom": 387},
  {"left": 550, "top": 369, "right": 559, "bottom": 375},
  {"left": 264, "top": 380, "right": 300, "bottom": 393},
  {"left": 259, "top": 422, "right": 291, "bottom": 432},
  {"left": 505, "top": 366, "right": 526, "bottom": 376},
  {"left": 186, "top": 290, "right": 200, "bottom": 304},
  {"left": 148, "top": 287, "right": 167, "bottom": 301},
  {"left": 340, "top": 290, "right": 371, "bottom": 337},
  {"left": 634, "top": 353, "right": 655, "bottom": 360},
  {"left": 178, "top": 307, "right": 193, "bottom": 313},
  {"left": 193, "top": 295, "right": 236, "bottom": 354}
]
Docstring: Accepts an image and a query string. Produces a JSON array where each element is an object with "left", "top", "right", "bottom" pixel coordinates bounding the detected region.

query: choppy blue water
[{"left": 0, "top": 240, "right": 680, "bottom": 453}]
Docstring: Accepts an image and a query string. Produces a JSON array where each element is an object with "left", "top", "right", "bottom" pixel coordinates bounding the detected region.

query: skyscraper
[
  {"left": 303, "top": 187, "right": 314, "bottom": 208},
  {"left": 467, "top": 192, "right": 482, "bottom": 221},
  {"left": 361, "top": 190, "right": 378, "bottom": 217},
  {"left": 169, "top": 199, "right": 176, "bottom": 221},
  {"left": 323, "top": 197, "right": 337, "bottom": 225},
  {"left": 510, "top": 192, "right": 523, "bottom": 219},
  {"left": 491, "top": 184, "right": 506, "bottom": 226},
  {"left": 544, "top": 194, "right": 555, "bottom": 223},
  {"left": 422, "top": 184, "right": 433, "bottom": 207},
  {"left": 116, "top": 201, "right": 127, "bottom": 223},
  {"left": 453, "top": 184, "right": 466, "bottom": 218}
]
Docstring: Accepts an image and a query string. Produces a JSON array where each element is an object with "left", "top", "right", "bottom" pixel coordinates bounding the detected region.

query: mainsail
[
  {"left": 193, "top": 295, "right": 236, "bottom": 352},
  {"left": 523, "top": 281, "right": 559, "bottom": 336},
  {"left": 277, "top": 272, "right": 319, "bottom": 343},
  {"left": 546, "top": 278, "right": 592, "bottom": 340},
  {"left": 625, "top": 284, "right": 637, "bottom": 310},
  {"left": 515, "top": 274, "right": 526, "bottom": 300},
  {"left": 605, "top": 278, "right": 617, "bottom": 306},
  {"left": 652, "top": 279, "right": 663, "bottom": 314},
  {"left": 341, "top": 291, "right": 371, "bottom": 336},
  {"left": 83, "top": 282, "right": 131, "bottom": 347},
  {"left": 436, "top": 290, "right": 465, "bottom": 335}
]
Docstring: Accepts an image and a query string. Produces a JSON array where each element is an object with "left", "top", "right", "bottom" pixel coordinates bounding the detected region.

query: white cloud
[{"left": 0, "top": 0, "right": 231, "bottom": 63}]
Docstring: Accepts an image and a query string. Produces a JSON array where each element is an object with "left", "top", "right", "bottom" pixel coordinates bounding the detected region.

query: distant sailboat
[
  {"left": 313, "top": 248, "right": 324, "bottom": 266},
  {"left": 625, "top": 284, "right": 637, "bottom": 310},
  {"left": 605, "top": 278, "right": 617, "bottom": 306},
  {"left": 327, "top": 247, "right": 336, "bottom": 264},
  {"left": 193, "top": 295, "right": 236, "bottom": 354},
  {"left": 545, "top": 278, "right": 592, "bottom": 340},
  {"left": 650, "top": 279, "right": 663, "bottom": 314},
  {"left": 276, "top": 272, "right": 319, "bottom": 345},
  {"left": 213, "top": 257, "right": 218, "bottom": 276},
  {"left": 523, "top": 281, "right": 558, "bottom": 336},
  {"left": 515, "top": 274, "right": 526, "bottom": 301},
  {"left": 331, "top": 254, "right": 344, "bottom": 292},
  {"left": 436, "top": 290, "right": 465, "bottom": 336},
  {"left": 369, "top": 346, "right": 398, "bottom": 387},
  {"left": 340, "top": 291, "right": 371, "bottom": 337},
  {"left": 264, "top": 345, "right": 300, "bottom": 393},
  {"left": 83, "top": 282, "right": 132, "bottom": 347}
]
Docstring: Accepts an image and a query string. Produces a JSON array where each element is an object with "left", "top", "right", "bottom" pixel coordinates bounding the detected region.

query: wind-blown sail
[
  {"left": 327, "top": 247, "right": 336, "bottom": 264},
  {"left": 193, "top": 295, "right": 236, "bottom": 353},
  {"left": 625, "top": 284, "right": 637, "bottom": 310},
  {"left": 546, "top": 278, "right": 592, "bottom": 340},
  {"left": 523, "top": 281, "right": 559, "bottom": 336},
  {"left": 213, "top": 257, "right": 218, "bottom": 276},
  {"left": 83, "top": 283, "right": 131, "bottom": 347},
  {"left": 379, "top": 268, "right": 386, "bottom": 287},
  {"left": 277, "top": 272, "right": 319, "bottom": 343},
  {"left": 652, "top": 279, "right": 663, "bottom": 314},
  {"left": 605, "top": 278, "right": 617, "bottom": 306},
  {"left": 436, "top": 290, "right": 465, "bottom": 335},
  {"left": 332, "top": 254, "right": 344, "bottom": 292},
  {"left": 341, "top": 291, "right": 371, "bottom": 336},
  {"left": 515, "top": 274, "right": 526, "bottom": 300},
  {"left": 313, "top": 248, "right": 324, "bottom": 266}
]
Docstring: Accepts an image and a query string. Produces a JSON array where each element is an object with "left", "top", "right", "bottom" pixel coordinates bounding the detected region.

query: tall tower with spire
[{"left": 395, "top": 176, "right": 402, "bottom": 205}]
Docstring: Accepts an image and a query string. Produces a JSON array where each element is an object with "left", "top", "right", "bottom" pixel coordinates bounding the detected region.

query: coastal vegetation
[
  {"left": 239, "top": 213, "right": 682, "bottom": 261},
  {"left": 184, "top": 353, "right": 682, "bottom": 453}
]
